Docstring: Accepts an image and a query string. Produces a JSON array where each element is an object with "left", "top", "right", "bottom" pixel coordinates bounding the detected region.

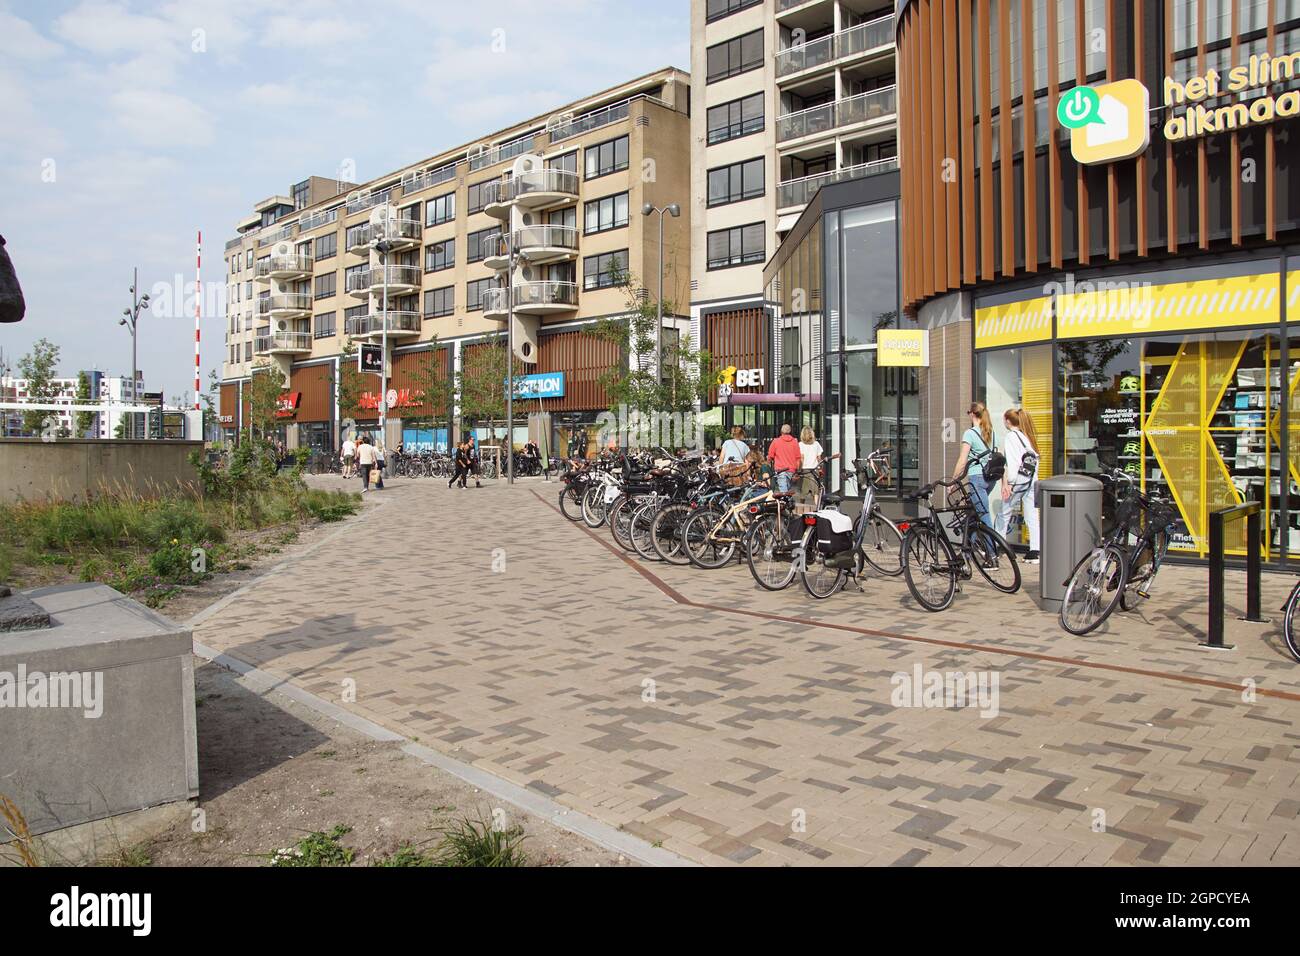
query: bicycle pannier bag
[{"left": 813, "top": 510, "right": 854, "bottom": 557}]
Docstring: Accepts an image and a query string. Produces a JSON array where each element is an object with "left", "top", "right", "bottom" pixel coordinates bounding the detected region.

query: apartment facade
[
  {"left": 689, "top": 0, "right": 899, "bottom": 439},
  {"left": 219, "top": 68, "right": 691, "bottom": 456}
]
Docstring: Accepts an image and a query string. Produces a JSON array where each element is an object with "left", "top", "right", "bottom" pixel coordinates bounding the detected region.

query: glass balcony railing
[
  {"left": 402, "top": 163, "right": 457, "bottom": 196},
  {"left": 345, "top": 189, "right": 394, "bottom": 215},
  {"left": 776, "top": 156, "right": 899, "bottom": 209},
  {"left": 255, "top": 293, "right": 313, "bottom": 316},
  {"left": 775, "top": 15, "right": 893, "bottom": 78},
  {"left": 509, "top": 167, "right": 580, "bottom": 203},
  {"left": 776, "top": 85, "right": 897, "bottom": 142},
  {"left": 514, "top": 224, "right": 578, "bottom": 253},
  {"left": 343, "top": 311, "right": 421, "bottom": 336},
  {"left": 346, "top": 265, "right": 422, "bottom": 294},
  {"left": 254, "top": 331, "right": 312, "bottom": 353},
  {"left": 469, "top": 136, "right": 536, "bottom": 172},
  {"left": 255, "top": 254, "right": 314, "bottom": 278}
]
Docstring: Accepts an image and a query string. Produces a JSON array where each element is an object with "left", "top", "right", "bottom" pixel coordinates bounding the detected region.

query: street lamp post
[
  {"left": 505, "top": 226, "right": 515, "bottom": 486},
  {"left": 370, "top": 234, "right": 393, "bottom": 443},
  {"left": 641, "top": 203, "right": 680, "bottom": 389},
  {"left": 119, "top": 267, "right": 149, "bottom": 439}
]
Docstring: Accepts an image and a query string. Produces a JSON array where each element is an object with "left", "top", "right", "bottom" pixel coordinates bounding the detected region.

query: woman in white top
[
  {"left": 996, "top": 408, "right": 1041, "bottom": 563},
  {"left": 798, "top": 426, "right": 833, "bottom": 503},
  {"left": 720, "top": 426, "right": 750, "bottom": 464}
]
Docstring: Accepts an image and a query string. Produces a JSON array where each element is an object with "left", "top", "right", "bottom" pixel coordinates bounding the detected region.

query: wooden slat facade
[
  {"left": 898, "top": 0, "right": 1300, "bottom": 315},
  {"left": 704, "top": 307, "right": 768, "bottom": 405},
  {"left": 389, "top": 347, "right": 451, "bottom": 418}
]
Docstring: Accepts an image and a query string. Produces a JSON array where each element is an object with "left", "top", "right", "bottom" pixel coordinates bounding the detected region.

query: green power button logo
[{"left": 1057, "top": 86, "right": 1102, "bottom": 128}]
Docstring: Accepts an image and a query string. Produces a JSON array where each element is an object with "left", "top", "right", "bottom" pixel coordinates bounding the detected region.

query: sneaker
[{"left": 1023, "top": 550, "right": 1040, "bottom": 564}]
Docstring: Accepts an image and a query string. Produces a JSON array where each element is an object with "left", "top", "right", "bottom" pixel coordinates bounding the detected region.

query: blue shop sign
[{"left": 512, "top": 372, "right": 565, "bottom": 400}]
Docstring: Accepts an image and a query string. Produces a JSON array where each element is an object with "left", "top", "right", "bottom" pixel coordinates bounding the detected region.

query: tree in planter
[
  {"left": 585, "top": 260, "right": 712, "bottom": 449},
  {"left": 17, "top": 338, "right": 61, "bottom": 436}
]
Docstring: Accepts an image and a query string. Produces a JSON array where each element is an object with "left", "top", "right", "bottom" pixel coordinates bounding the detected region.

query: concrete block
[{"left": 0, "top": 584, "right": 198, "bottom": 838}]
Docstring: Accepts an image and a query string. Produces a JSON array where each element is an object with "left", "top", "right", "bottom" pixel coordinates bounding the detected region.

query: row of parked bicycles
[{"left": 553, "top": 448, "right": 1300, "bottom": 661}]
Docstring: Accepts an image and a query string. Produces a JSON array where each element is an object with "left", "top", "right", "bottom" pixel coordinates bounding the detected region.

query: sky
[{"left": 0, "top": 0, "right": 689, "bottom": 403}]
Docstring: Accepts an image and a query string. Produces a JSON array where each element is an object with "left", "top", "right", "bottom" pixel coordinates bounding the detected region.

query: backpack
[
  {"left": 981, "top": 448, "right": 1007, "bottom": 484},
  {"left": 1011, "top": 431, "right": 1039, "bottom": 481}
]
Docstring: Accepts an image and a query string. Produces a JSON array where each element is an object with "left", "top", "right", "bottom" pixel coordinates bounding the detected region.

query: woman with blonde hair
[
  {"left": 997, "top": 407, "right": 1041, "bottom": 562},
  {"left": 952, "top": 401, "right": 997, "bottom": 527}
]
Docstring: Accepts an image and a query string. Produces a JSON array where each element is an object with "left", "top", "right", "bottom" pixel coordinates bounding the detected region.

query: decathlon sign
[{"left": 512, "top": 372, "right": 565, "bottom": 399}]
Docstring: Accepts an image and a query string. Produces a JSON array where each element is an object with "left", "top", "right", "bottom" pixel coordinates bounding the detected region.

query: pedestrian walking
[
  {"left": 356, "top": 435, "right": 378, "bottom": 493},
  {"left": 953, "top": 402, "right": 999, "bottom": 528},
  {"left": 996, "top": 408, "right": 1042, "bottom": 563},
  {"left": 797, "top": 426, "right": 837, "bottom": 503},
  {"left": 720, "top": 426, "right": 749, "bottom": 464},
  {"left": 448, "top": 440, "right": 469, "bottom": 489},
  {"left": 341, "top": 434, "right": 356, "bottom": 478},
  {"left": 766, "top": 423, "right": 801, "bottom": 493},
  {"left": 374, "top": 440, "right": 386, "bottom": 490}
]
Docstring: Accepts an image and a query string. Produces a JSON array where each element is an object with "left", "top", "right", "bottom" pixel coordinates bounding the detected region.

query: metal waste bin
[{"left": 1036, "top": 475, "right": 1103, "bottom": 610}]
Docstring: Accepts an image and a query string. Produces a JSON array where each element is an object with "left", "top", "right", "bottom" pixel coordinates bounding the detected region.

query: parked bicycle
[{"left": 1059, "top": 467, "right": 1178, "bottom": 635}]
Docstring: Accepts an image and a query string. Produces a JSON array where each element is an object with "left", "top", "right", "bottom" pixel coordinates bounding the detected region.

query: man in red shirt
[{"left": 767, "top": 423, "right": 802, "bottom": 493}]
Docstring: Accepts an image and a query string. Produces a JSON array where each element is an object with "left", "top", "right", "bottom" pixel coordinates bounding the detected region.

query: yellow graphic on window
[
  {"left": 974, "top": 296, "right": 1053, "bottom": 349},
  {"left": 1059, "top": 270, "right": 1279, "bottom": 339}
]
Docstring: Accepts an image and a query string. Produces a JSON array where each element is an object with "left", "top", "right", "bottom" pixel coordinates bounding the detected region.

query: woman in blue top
[
  {"left": 720, "top": 425, "right": 750, "bottom": 464},
  {"left": 953, "top": 402, "right": 995, "bottom": 528}
]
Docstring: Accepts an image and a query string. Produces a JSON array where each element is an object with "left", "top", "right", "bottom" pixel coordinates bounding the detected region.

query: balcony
[
  {"left": 484, "top": 280, "right": 579, "bottom": 320},
  {"left": 549, "top": 99, "right": 633, "bottom": 143},
  {"left": 345, "top": 264, "right": 422, "bottom": 298},
  {"left": 510, "top": 168, "right": 580, "bottom": 211},
  {"left": 776, "top": 85, "right": 897, "bottom": 144},
  {"left": 343, "top": 311, "right": 422, "bottom": 339},
  {"left": 255, "top": 254, "right": 314, "bottom": 280},
  {"left": 775, "top": 15, "right": 893, "bottom": 79},
  {"left": 255, "top": 293, "right": 313, "bottom": 319},
  {"left": 254, "top": 331, "right": 312, "bottom": 355},
  {"left": 776, "top": 0, "right": 826, "bottom": 10},
  {"left": 483, "top": 179, "right": 512, "bottom": 220},
  {"left": 515, "top": 224, "right": 579, "bottom": 265},
  {"left": 346, "top": 218, "right": 422, "bottom": 255},
  {"left": 482, "top": 234, "right": 510, "bottom": 272},
  {"left": 777, "top": 156, "right": 899, "bottom": 209}
]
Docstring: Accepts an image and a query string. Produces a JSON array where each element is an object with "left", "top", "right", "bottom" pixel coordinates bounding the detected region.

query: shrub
[
  {"left": 434, "top": 816, "right": 529, "bottom": 867},
  {"left": 270, "top": 825, "right": 354, "bottom": 867}
]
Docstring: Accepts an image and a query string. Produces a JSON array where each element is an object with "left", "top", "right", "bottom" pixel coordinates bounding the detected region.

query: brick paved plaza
[{"left": 193, "top": 478, "right": 1300, "bottom": 866}]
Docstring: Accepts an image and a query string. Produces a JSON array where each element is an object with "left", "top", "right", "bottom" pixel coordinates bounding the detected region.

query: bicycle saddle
[{"left": 822, "top": 494, "right": 843, "bottom": 507}]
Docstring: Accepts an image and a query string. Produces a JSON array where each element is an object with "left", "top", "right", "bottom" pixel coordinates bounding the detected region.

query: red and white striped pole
[{"left": 195, "top": 230, "right": 202, "bottom": 411}]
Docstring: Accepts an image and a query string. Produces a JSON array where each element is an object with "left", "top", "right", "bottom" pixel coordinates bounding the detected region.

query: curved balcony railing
[
  {"left": 347, "top": 218, "right": 422, "bottom": 252},
  {"left": 255, "top": 293, "right": 313, "bottom": 317},
  {"left": 515, "top": 224, "right": 579, "bottom": 256},
  {"left": 513, "top": 280, "right": 579, "bottom": 312},
  {"left": 254, "top": 331, "right": 312, "bottom": 354},
  {"left": 346, "top": 264, "right": 422, "bottom": 295},
  {"left": 343, "top": 311, "right": 422, "bottom": 337},
  {"left": 775, "top": 15, "right": 893, "bottom": 78},
  {"left": 509, "top": 168, "right": 580, "bottom": 204},
  {"left": 776, "top": 85, "right": 897, "bottom": 143},
  {"left": 777, "top": 155, "right": 899, "bottom": 209},
  {"left": 255, "top": 254, "right": 314, "bottom": 279}
]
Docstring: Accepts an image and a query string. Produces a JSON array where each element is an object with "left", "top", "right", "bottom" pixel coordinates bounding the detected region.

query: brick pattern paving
[{"left": 194, "top": 479, "right": 1300, "bottom": 866}]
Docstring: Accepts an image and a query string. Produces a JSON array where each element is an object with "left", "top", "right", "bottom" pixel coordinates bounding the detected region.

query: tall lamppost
[
  {"left": 369, "top": 222, "right": 393, "bottom": 443},
  {"left": 120, "top": 267, "right": 149, "bottom": 439},
  {"left": 641, "top": 203, "right": 680, "bottom": 388},
  {"left": 501, "top": 226, "right": 518, "bottom": 485}
]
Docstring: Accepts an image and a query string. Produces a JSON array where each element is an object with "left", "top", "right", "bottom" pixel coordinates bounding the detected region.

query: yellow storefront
[{"left": 975, "top": 258, "right": 1300, "bottom": 562}]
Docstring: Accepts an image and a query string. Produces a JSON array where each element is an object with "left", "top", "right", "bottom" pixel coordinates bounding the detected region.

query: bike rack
[{"left": 1205, "top": 501, "right": 1269, "bottom": 650}]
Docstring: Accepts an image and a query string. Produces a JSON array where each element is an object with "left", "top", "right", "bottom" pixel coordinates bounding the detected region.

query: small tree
[
  {"left": 74, "top": 371, "right": 95, "bottom": 437},
  {"left": 457, "top": 334, "right": 515, "bottom": 441},
  {"left": 199, "top": 369, "right": 221, "bottom": 441},
  {"left": 246, "top": 360, "right": 288, "bottom": 440},
  {"left": 407, "top": 337, "right": 453, "bottom": 437},
  {"left": 334, "top": 341, "right": 370, "bottom": 426},
  {"left": 17, "top": 338, "right": 60, "bottom": 435}
]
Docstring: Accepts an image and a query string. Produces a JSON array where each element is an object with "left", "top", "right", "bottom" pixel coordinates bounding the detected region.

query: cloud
[
  {"left": 260, "top": 15, "right": 357, "bottom": 49},
  {"left": 108, "top": 89, "right": 215, "bottom": 146},
  {"left": 0, "top": 8, "right": 63, "bottom": 60}
]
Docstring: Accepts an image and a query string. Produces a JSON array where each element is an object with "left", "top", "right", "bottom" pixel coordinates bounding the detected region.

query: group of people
[
  {"left": 954, "top": 401, "right": 1042, "bottom": 564},
  {"left": 717, "top": 423, "right": 836, "bottom": 499},
  {"left": 340, "top": 434, "right": 386, "bottom": 493},
  {"left": 447, "top": 438, "right": 483, "bottom": 489}
]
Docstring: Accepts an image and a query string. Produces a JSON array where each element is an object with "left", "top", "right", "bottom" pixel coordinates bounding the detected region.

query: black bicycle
[
  {"left": 1280, "top": 581, "right": 1300, "bottom": 662},
  {"left": 900, "top": 469, "right": 1021, "bottom": 611},
  {"left": 1059, "top": 468, "right": 1178, "bottom": 635}
]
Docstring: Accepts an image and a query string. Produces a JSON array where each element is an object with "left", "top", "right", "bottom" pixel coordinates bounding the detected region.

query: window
[
  {"left": 707, "top": 92, "right": 764, "bottom": 144},
  {"left": 314, "top": 272, "right": 336, "bottom": 299},
  {"left": 313, "top": 312, "right": 335, "bottom": 339},
  {"left": 584, "top": 135, "right": 629, "bottom": 179},
  {"left": 583, "top": 250, "right": 629, "bottom": 291},
  {"left": 467, "top": 226, "right": 501, "bottom": 263},
  {"left": 244, "top": 281, "right": 252, "bottom": 298},
  {"left": 706, "top": 29, "right": 763, "bottom": 83},
  {"left": 292, "top": 180, "right": 310, "bottom": 209},
  {"left": 548, "top": 151, "right": 578, "bottom": 174},
  {"left": 706, "top": 0, "right": 760, "bottom": 21},
  {"left": 345, "top": 223, "right": 367, "bottom": 250},
  {"left": 467, "top": 179, "right": 495, "bottom": 214},
  {"left": 707, "top": 157, "right": 764, "bottom": 207},
  {"left": 706, "top": 222, "right": 765, "bottom": 270},
  {"left": 246, "top": 249, "right": 253, "bottom": 268},
  {"left": 584, "top": 192, "right": 630, "bottom": 234},
  {"left": 425, "top": 192, "right": 455, "bottom": 226},
  {"left": 244, "top": 342, "right": 252, "bottom": 362},
  {"left": 466, "top": 278, "right": 495, "bottom": 312},
  {"left": 425, "top": 239, "right": 455, "bottom": 272},
  {"left": 425, "top": 286, "right": 454, "bottom": 317},
  {"left": 315, "top": 232, "right": 336, "bottom": 260}
]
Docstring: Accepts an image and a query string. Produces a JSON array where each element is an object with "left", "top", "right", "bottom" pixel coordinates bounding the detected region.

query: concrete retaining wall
[{"left": 0, "top": 439, "right": 202, "bottom": 504}]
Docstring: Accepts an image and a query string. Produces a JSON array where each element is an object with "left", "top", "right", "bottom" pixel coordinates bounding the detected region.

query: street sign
[{"left": 359, "top": 344, "right": 383, "bottom": 375}]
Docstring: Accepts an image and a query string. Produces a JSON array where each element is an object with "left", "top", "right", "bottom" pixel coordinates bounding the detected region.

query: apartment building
[
  {"left": 220, "top": 68, "right": 691, "bottom": 456},
  {"left": 689, "top": 0, "right": 898, "bottom": 438},
  {"left": 0, "top": 371, "right": 145, "bottom": 438}
]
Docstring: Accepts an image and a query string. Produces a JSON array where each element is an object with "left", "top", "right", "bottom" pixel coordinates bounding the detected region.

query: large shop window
[
  {"left": 834, "top": 351, "right": 920, "bottom": 498},
  {"left": 840, "top": 202, "right": 906, "bottom": 346},
  {"left": 1060, "top": 332, "right": 1279, "bottom": 560}
]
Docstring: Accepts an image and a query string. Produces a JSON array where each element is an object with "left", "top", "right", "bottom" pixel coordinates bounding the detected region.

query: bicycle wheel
[
  {"left": 630, "top": 502, "right": 662, "bottom": 561},
  {"left": 582, "top": 484, "right": 609, "bottom": 528},
  {"left": 1060, "top": 546, "right": 1127, "bottom": 635},
  {"left": 859, "top": 511, "right": 905, "bottom": 577},
  {"left": 1283, "top": 587, "right": 1300, "bottom": 663},
  {"left": 610, "top": 496, "right": 639, "bottom": 552},
  {"left": 747, "top": 514, "right": 799, "bottom": 591},
  {"left": 683, "top": 508, "right": 735, "bottom": 569},
  {"left": 969, "top": 524, "right": 1022, "bottom": 593},
  {"left": 1119, "top": 532, "right": 1164, "bottom": 612},
  {"left": 651, "top": 503, "right": 693, "bottom": 565},
  {"left": 558, "top": 485, "right": 585, "bottom": 522},
  {"left": 902, "top": 526, "right": 958, "bottom": 612},
  {"left": 801, "top": 548, "right": 846, "bottom": 599}
]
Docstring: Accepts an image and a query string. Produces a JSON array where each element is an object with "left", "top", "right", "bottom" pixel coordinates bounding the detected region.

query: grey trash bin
[{"left": 1036, "top": 475, "right": 1104, "bottom": 610}]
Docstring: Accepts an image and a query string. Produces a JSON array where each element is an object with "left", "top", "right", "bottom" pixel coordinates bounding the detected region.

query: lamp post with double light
[{"left": 641, "top": 203, "right": 680, "bottom": 389}]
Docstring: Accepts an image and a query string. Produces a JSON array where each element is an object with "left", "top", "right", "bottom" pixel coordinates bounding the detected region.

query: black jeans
[
  {"left": 360, "top": 463, "right": 372, "bottom": 489},
  {"left": 448, "top": 465, "right": 467, "bottom": 488}
]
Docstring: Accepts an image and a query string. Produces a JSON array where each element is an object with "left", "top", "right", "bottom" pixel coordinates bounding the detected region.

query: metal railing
[
  {"left": 469, "top": 135, "right": 536, "bottom": 172},
  {"left": 347, "top": 219, "right": 422, "bottom": 249},
  {"left": 255, "top": 254, "right": 314, "bottom": 277},
  {"left": 513, "top": 280, "right": 579, "bottom": 309},
  {"left": 298, "top": 207, "right": 340, "bottom": 232},
  {"left": 776, "top": 85, "right": 897, "bottom": 142},
  {"left": 777, "top": 0, "right": 824, "bottom": 10},
  {"left": 255, "top": 293, "right": 313, "bottom": 316},
  {"left": 777, "top": 155, "right": 899, "bottom": 208},
  {"left": 1206, "top": 502, "right": 1269, "bottom": 649},
  {"left": 346, "top": 265, "right": 422, "bottom": 294},
  {"left": 510, "top": 167, "right": 580, "bottom": 202},
  {"left": 254, "top": 331, "right": 312, "bottom": 353},
  {"left": 345, "top": 188, "right": 394, "bottom": 215},
  {"left": 514, "top": 223, "right": 579, "bottom": 253},
  {"left": 343, "top": 311, "right": 422, "bottom": 336},
  {"left": 402, "top": 163, "right": 457, "bottom": 195},
  {"left": 257, "top": 224, "right": 297, "bottom": 248},
  {"left": 775, "top": 15, "right": 894, "bottom": 78}
]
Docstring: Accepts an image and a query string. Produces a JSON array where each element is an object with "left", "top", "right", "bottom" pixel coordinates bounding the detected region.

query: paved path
[{"left": 193, "top": 477, "right": 1300, "bottom": 866}]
